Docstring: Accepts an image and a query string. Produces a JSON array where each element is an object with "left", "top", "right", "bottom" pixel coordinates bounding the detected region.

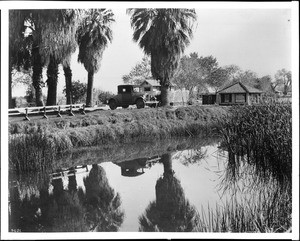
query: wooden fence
[{"left": 8, "top": 104, "right": 86, "bottom": 121}]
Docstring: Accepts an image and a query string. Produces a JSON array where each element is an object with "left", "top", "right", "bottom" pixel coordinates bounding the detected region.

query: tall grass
[
  {"left": 217, "top": 102, "right": 292, "bottom": 190},
  {"left": 9, "top": 106, "right": 228, "bottom": 173},
  {"left": 9, "top": 133, "right": 56, "bottom": 174},
  {"left": 198, "top": 178, "right": 292, "bottom": 232},
  {"left": 209, "top": 102, "right": 292, "bottom": 233}
]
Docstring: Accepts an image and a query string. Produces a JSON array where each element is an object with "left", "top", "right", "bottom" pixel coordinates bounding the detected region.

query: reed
[
  {"left": 9, "top": 133, "right": 56, "bottom": 174},
  {"left": 9, "top": 106, "right": 228, "bottom": 174},
  {"left": 216, "top": 102, "right": 292, "bottom": 190},
  {"left": 198, "top": 181, "right": 292, "bottom": 232}
]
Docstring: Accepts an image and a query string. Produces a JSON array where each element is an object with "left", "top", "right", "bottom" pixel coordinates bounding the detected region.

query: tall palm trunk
[
  {"left": 46, "top": 55, "right": 59, "bottom": 106},
  {"left": 160, "top": 84, "right": 170, "bottom": 107},
  {"left": 63, "top": 65, "right": 73, "bottom": 104},
  {"left": 32, "top": 48, "right": 44, "bottom": 106},
  {"left": 86, "top": 71, "right": 94, "bottom": 107}
]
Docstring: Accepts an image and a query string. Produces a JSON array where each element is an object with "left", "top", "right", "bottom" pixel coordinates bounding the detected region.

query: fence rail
[{"left": 8, "top": 104, "right": 86, "bottom": 121}]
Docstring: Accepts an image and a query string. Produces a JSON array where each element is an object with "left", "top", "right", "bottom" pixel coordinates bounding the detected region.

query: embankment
[{"left": 9, "top": 105, "right": 229, "bottom": 173}]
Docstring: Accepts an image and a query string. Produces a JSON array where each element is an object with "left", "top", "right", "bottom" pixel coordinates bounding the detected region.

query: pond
[{"left": 8, "top": 137, "right": 290, "bottom": 233}]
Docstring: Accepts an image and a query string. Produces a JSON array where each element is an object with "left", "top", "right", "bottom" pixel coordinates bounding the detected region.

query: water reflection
[
  {"left": 9, "top": 164, "right": 124, "bottom": 232},
  {"left": 10, "top": 136, "right": 289, "bottom": 233},
  {"left": 114, "top": 156, "right": 160, "bottom": 177},
  {"left": 139, "top": 153, "right": 201, "bottom": 232},
  {"left": 80, "top": 164, "right": 124, "bottom": 231}
]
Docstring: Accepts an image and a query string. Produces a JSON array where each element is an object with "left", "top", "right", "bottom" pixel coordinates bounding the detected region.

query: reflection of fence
[
  {"left": 8, "top": 104, "right": 86, "bottom": 121},
  {"left": 51, "top": 165, "right": 89, "bottom": 180}
]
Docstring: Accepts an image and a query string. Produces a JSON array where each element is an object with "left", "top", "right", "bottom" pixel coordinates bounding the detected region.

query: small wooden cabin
[
  {"left": 217, "top": 82, "right": 263, "bottom": 105},
  {"left": 140, "top": 79, "right": 161, "bottom": 95}
]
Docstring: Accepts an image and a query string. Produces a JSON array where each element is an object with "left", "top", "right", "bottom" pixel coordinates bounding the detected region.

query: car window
[{"left": 133, "top": 87, "right": 140, "bottom": 93}]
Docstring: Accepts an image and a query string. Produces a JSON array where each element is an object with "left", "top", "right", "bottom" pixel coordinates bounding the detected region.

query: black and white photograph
[{"left": 1, "top": 1, "right": 299, "bottom": 240}]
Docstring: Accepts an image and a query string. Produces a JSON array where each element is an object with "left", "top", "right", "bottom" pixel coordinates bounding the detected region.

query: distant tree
[
  {"left": 63, "top": 80, "right": 87, "bottom": 104},
  {"left": 172, "top": 53, "right": 219, "bottom": 97},
  {"left": 206, "top": 67, "right": 232, "bottom": 92},
  {"left": 256, "top": 75, "right": 274, "bottom": 94},
  {"left": 234, "top": 69, "right": 259, "bottom": 87},
  {"left": 274, "top": 69, "right": 292, "bottom": 95},
  {"left": 172, "top": 53, "right": 202, "bottom": 98},
  {"left": 76, "top": 9, "right": 115, "bottom": 107},
  {"left": 96, "top": 90, "right": 115, "bottom": 104},
  {"left": 127, "top": 8, "right": 197, "bottom": 106},
  {"left": 122, "top": 56, "right": 152, "bottom": 85}
]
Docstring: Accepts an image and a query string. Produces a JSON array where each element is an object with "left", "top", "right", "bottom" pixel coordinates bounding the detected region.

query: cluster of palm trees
[{"left": 9, "top": 8, "right": 197, "bottom": 108}]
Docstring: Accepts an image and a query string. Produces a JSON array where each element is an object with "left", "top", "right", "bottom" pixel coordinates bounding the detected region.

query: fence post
[
  {"left": 23, "top": 108, "right": 30, "bottom": 121},
  {"left": 69, "top": 105, "right": 75, "bottom": 116},
  {"left": 80, "top": 104, "right": 86, "bottom": 115},
  {"left": 57, "top": 106, "right": 62, "bottom": 117},
  {"left": 42, "top": 106, "right": 48, "bottom": 119}
]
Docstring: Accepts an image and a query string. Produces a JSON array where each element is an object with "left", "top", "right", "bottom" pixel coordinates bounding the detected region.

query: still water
[{"left": 9, "top": 138, "right": 244, "bottom": 232}]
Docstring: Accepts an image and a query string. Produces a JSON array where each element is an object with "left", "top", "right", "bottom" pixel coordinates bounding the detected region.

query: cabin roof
[
  {"left": 218, "top": 82, "right": 263, "bottom": 94},
  {"left": 140, "top": 79, "right": 161, "bottom": 86}
]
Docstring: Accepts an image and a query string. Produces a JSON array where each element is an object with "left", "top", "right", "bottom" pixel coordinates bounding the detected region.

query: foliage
[
  {"left": 76, "top": 9, "right": 114, "bottom": 73},
  {"left": 173, "top": 54, "right": 238, "bottom": 95},
  {"left": 80, "top": 164, "right": 124, "bottom": 231},
  {"left": 9, "top": 133, "right": 56, "bottom": 174},
  {"left": 122, "top": 56, "right": 152, "bottom": 85},
  {"left": 172, "top": 53, "right": 207, "bottom": 96},
  {"left": 273, "top": 69, "right": 292, "bottom": 95},
  {"left": 198, "top": 183, "right": 291, "bottom": 232},
  {"left": 127, "top": 8, "right": 197, "bottom": 106},
  {"left": 139, "top": 154, "right": 201, "bottom": 231},
  {"left": 255, "top": 75, "right": 274, "bottom": 94},
  {"left": 96, "top": 89, "right": 115, "bottom": 104},
  {"left": 9, "top": 106, "right": 228, "bottom": 172},
  {"left": 76, "top": 9, "right": 115, "bottom": 106},
  {"left": 63, "top": 80, "right": 87, "bottom": 104},
  {"left": 217, "top": 102, "right": 292, "bottom": 190}
]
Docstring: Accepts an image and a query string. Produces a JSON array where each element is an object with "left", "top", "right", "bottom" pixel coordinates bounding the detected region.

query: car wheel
[
  {"left": 136, "top": 99, "right": 145, "bottom": 109},
  {"left": 122, "top": 105, "right": 129, "bottom": 109},
  {"left": 109, "top": 99, "right": 117, "bottom": 110}
]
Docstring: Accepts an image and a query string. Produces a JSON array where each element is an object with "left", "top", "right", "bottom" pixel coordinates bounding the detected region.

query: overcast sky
[{"left": 1, "top": 2, "right": 294, "bottom": 95}]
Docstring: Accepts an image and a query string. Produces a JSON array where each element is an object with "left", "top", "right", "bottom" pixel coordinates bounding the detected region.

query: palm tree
[
  {"left": 9, "top": 10, "right": 33, "bottom": 107},
  {"left": 127, "top": 8, "right": 197, "bottom": 106},
  {"left": 76, "top": 9, "right": 115, "bottom": 107},
  {"left": 29, "top": 9, "right": 81, "bottom": 106},
  {"left": 139, "top": 153, "right": 201, "bottom": 231}
]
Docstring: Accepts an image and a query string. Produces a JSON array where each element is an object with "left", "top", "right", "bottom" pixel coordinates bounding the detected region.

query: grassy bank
[{"left": 9, "top": 105, "right": 228, "bottom": 173}]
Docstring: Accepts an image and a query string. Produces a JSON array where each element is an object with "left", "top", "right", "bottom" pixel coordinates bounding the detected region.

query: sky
[{"left": 2, "top": 2, "right": 294, "bottom": 96}]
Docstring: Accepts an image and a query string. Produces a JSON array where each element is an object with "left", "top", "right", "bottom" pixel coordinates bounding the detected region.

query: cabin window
[
  {"left": 224, "top": 94, "right": 231, "bottom": 103},
  {"left": 235, "top": 94, "right": 246, "bottom": 103},
  {"left": 144, "top": 87, "right": 151, "bottom": 91}
]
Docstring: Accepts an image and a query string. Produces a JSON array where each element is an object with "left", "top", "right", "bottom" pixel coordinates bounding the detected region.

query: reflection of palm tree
[
  {"left": 139, "top": 154, "right": 200, "bottom": 232},
  {"left": 80, "top": 164, "right": 124, "bottom": 231},
  {"left": 43, "top": 178, "right": 87, "bottom": 232}
]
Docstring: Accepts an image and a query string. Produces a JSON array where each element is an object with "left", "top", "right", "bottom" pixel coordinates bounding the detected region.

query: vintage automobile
[{"left": 108, "top": 85, "right": 159, "bottom": 110}]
